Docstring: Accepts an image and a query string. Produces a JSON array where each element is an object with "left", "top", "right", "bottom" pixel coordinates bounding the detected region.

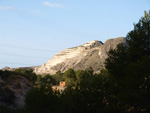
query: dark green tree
[
  {"left": 61, "top": 68, "right": 105, "bottom": 113},
  {"left": 62, "top": 68, "right": 76, "bottom": 87},
  {"left": 105, "top": 43, "right": 128, "bottom": 79},
  {"left": 127, "top": 11, "right": 150, "bottom": 60},
  {"left": 25, "top": 85, "right": 60, "bottom": 113},
  {"left": 126, "top": 11, "right": 150, "bottom": 112},
  {"left": 14, "top": 68, "right": 37, "bottom": 83},
  {"left": 105, "top": 11, "right": 150, "bottom": 112},
  {"left": 53, "top": 71, "right": 63, "bottom": 85},
  {"left": 41, "top": 74, "right": 56, "bottom": 85}
]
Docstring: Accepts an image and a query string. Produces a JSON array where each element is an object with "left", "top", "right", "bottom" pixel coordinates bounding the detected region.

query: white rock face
[
  {"left": 34, "top": 40, "right": 103, "bottom": 74},
  {"left": 34, "top": 37, "right": 126, "bottom": 75}
]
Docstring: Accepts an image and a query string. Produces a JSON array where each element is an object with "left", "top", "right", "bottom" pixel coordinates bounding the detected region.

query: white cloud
[
  {"left": 0, "top": 5, "right": 14, "bottom": 10},
  {"left": 42, "top": 2, "right": 66, "bottom": 8}
]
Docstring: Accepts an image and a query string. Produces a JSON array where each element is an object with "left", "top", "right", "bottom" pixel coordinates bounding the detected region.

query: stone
[{"left": 34, "top": 37, "right": 126, "bottom": 75}]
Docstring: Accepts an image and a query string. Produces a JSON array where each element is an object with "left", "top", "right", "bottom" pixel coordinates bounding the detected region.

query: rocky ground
[{"left": 0, "top": 73, "right": 31, "bottom": 109}]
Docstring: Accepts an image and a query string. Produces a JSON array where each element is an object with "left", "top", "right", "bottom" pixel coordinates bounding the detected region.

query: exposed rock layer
[{"left": 34, "top": 37, "right": 126, "bottom": 75}]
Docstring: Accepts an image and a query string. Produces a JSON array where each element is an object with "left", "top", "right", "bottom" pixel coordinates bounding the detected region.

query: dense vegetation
[{"left": 0, "top": 11, "right": 150, "bottom": 113}]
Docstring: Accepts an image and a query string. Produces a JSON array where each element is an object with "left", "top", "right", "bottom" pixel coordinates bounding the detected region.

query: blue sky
[{"left": 0, "top": 0, "right": 149, "bottom": 69}]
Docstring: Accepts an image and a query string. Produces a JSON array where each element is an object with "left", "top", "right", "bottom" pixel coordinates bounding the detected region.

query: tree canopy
[{"left": 105, "top": 10, "right": 150, "bottom": 113}]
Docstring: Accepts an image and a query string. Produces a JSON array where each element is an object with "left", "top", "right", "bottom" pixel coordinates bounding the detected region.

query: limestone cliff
[{"left": 34, "top": 37, "right": 126, "bottom": 75}]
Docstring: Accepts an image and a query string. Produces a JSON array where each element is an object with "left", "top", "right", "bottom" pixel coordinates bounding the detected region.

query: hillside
[{"left": 34, "top": 37, "right": 127, "bottom": 75}]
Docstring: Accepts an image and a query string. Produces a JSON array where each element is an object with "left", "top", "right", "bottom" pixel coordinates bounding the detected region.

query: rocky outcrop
[
  {"left": 0, "top": 76, "right": 31, "bottom": 109},
  {"left": 34, "top": 37, "right": 126, "bottom": 75},
  {"left": 8, "top": 76, "right": 31, "bottom": 108}
]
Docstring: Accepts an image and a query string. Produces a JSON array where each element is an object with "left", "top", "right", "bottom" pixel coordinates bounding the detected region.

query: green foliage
[
  {"left": 126, "top": 10, "right": 150, "bottom": 61},
  {"left": 75, "top": 70, "right": 86, "bottom": 84},
  {"left": 35, "top": 74, "right": 56, "bottom": 86},
  {"left": 14, "top": 68, "right": 37, "bottom": 82},
  {"left": 105, "top": 43, "right": 129, "bottom": 80},
  {"left": 63, "top": 68, "right": 76, "bottom": 87},
  {"left": 53, "top": 71, "right": 63, "bottom": 84},
  {"left": 35, "top": 75, "right": 42, "bottom": 85},
  {"left": 0, "top": 70, "right": 16, "bottom": 80},
  {"left": 25, "top": 85, "right": 60, "bottom": 113},
  {"left": 41, "top": 74, "right": 56, "bottom": 85},
  {"left": 63, "top": 68, "right": 76, "bottom": 79},
  {"left": 24, "top": 68, "right": 114, "bottom": 113},
  {"left": 105, "top": 10, "right": 150, "bottom": 112},
  {"left": 60, "top": 88, "right": 89, "bottom": 113},
  {"left": 77, "top": 68, "right": 93, "bottom": 89}
]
